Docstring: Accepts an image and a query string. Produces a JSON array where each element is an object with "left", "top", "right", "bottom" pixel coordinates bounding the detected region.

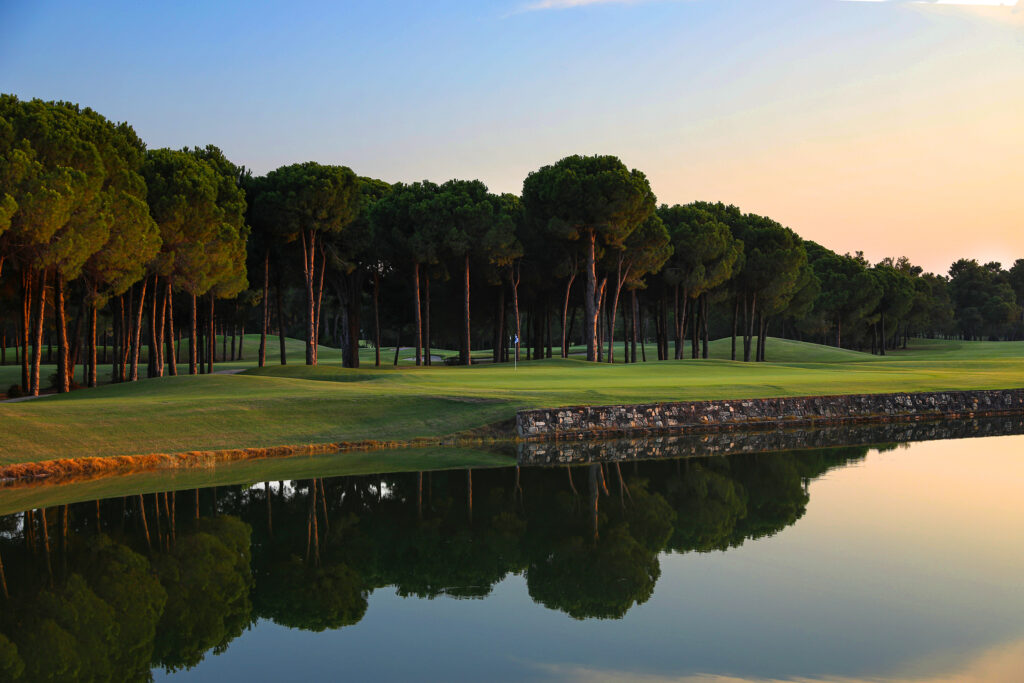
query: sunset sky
[{"left": 2, "top": 0, "right": 1020, "bottom": 274}]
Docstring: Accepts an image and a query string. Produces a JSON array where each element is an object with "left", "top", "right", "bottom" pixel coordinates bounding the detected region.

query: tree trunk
[
  {"left": 836, "top": 316, "right": 842, "bottom": 349},
  {"left": 412, "top": 262, "right": 422, "bottom": 366},
  {"left": 163, "top": 283, "right": 175, "bottom": 377},
  {"left": 21, "top": 272, "right": 30, "bottom": 390},
  {"left": 313, "top": 242, "right": 326, "bottom": 364},
  {"left": 536, "top": 301, "right": 546, "bottom": 362},
  {"left": 69, "top": 293, "right": 85, "bottom": 386},
  {"left": 489, "top": 286, "right": 501, "bottom": 366},
  {"left": 561, "top": 271, "right": 576, "bottom": 358},
  {"left": 545, "top": 296, "right": 553, "bottom": 358},
  {"left": 188, "top": 293, "right": 198, "bottom": 374},
  {"left": 698, "top": 295, "right": 706, "bottom": 358},
  {"left": 641, "top": 296, "right": 648, "bottom": 362},
  {"left": 583, "top": 229, "right": 599, "bottom": 362},
  {"left": 275, "top": 283, "right": 286, "bottom": 365},
  {"left": 129, "top": 278, "right": 148, "bottom": 381},
  {"left": 879, "top": 311, "right": 886, "bottom": 356},
  {"left": 731, "top": 297, "right": 738, "bottom": 360},
  {"left": 566, "top": 304, "right": 578, "bottom": 354},
  {"left": 259, "top": 251, "right": 269, "bottom": 368},
  {"left": 511, "top": 264, "right": 521, "bottom": 363},
  {"left": 208, "top": 294, "right": 215, "bottom": 373},
  {"left": 424, "top": 273, "right": 431, "bottom": 366},
  {"left": 31, "top": 269, "right": 48, "bottom": 396},
  {"left": 623, "top": 291, "right": 630, "bottom": 363},
  {"left": 607, "top": 259, "right": 630, "bottom": 365},
  {"left": 55, "top": 273, "right": 69, "bottom": 393},
  {"left": 630, "top": 290, "right": 638, "bottom": 363},
  {"left": 743, "top": 292, "right": 757, "bottom": 362},
  {"left": 146, "top": 276, "right": 157, "bottom": 377},
  {"left": 373, "top": 271, "right": 381, "bottom": 367},
  {"left": 346, "top": 274, "right": 361, "bottom": 369},
  {"left": 147, "top": 276, "right": 158, "bottom": 377},
  {"left": 657, "top": 294, "right": 667, "bottom": 360},
  {"left": 759, "top": 315, "right": 768, "bottom": 361},
  {"left": 653, "top": 299, "right": 661, "bottom": 360},
  {"left": 111, "top": 295, "right": 121, "bottom": 382},
  {"left": 157, "top": 278, "right": 168, "bottom": 376},
  {"left": 88, "top": 303, "right": 98, "bottom": 387},
  {"left": 691, "top": 298, "right": 699, "bottom": 359},
  {"left": 300, "top": 229, "right": 317, "bottom": 366},
  {"left": 673, "top": 285, "right": 681, "bottom": 359},
  {"left": 462, "top": 253, "right": 471, "bottom": 365},
  {"left": 121, "top": 291, "right": 132, "bottom": 380}
]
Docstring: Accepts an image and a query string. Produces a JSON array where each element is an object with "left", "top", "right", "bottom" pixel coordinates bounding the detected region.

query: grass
[
  {"left": 1, "top": 336, "right": 1023, "bottom": 467},
  {"left": 0, "top": 334, "right": 478, "bottom": 391}
]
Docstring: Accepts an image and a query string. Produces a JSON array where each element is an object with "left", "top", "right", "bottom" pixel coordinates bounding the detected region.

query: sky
[{"left": 1, "top": 0, "right": 1021, "bottom": 274}]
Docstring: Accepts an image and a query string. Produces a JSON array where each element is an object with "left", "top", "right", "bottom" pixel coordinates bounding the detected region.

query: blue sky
[{"left": 2, "top": 0, "right": 1021, "bottom": 272}]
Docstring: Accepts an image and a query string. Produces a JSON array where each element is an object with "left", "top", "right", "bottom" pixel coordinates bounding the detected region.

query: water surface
[{"left": 0, "top": 424, "right": 1021, "bottom": 681}]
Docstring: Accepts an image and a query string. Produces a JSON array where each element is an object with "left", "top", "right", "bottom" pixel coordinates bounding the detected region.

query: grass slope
[
  {"left": 0, "top": 334, "right": 470, "bottom": 390},
  {"left": 2, "top": 337, "right": 1023, "bottom": 465}
]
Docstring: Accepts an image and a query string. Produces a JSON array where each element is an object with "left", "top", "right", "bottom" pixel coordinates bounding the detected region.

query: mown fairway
[{"left": 1, "top": 337, "right": 1023, "bottom": 465}]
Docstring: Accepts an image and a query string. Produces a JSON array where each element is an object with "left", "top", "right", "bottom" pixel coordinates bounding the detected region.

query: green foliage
[
  {"left": 527, "top": 523, "right": 661, "bottom": 620},
  {"left": 948, "top": 258, "right": 1019, "bottom": 340},
  {"left": 152, "top": 516, "right": 253, "bottom": 672},
  {"left": 737, "top": 212, "right": 808, "bottom": 315},
  {"left": 616, "top": 212, "right": 672, "bottom": 290},
  {"left": 0, "top": 633, "right": 24, "bottom": 681},
  {"left": 370, "top": 180, "right": 445, "bottom": 267},
  {"left": 142, "top": 148, "right": 223, "bottom": 296},
  {"left": 807, "top": 244, "right": 881, "bottom": 338},
  {"left": 658, "top": 203, "right": 740, "bottom": 296},
  {"left": 254, "top": 161, "right": 360, "bottom": 244},
  {"left": 11, "top": 574, "right": 119, "bottom": 682},
  {"left": 193, "top": 146, "right": 249, "bottom": 299},
  {"left": 79, "top": 535, "right": 168, "bottom": 677},
  {"left": 255, "top": 557, "right": 368, "bottom": 631},
  {"left": 522, "top": 154, "right": 656, "bottom": 247},
  {"left": 663, "top": 461, "right": 745, "bottom": 552}
]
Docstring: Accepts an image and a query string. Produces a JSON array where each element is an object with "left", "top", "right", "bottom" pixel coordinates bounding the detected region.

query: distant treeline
[{"left": 3, "top": 95, "right": 1023, "bottom": 394}]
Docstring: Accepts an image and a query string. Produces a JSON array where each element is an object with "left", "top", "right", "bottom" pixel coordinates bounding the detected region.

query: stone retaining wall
[
  {"left": 515, "top": 389, "right": 1024, "bottom": 440},
  {"left": 517, "top": 416, "right": 1024, "bottom": 465}
]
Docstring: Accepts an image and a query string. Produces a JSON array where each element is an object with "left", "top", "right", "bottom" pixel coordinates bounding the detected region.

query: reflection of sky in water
[{"left": 159, "top": 435, "right": 1024, "bottom": 682}]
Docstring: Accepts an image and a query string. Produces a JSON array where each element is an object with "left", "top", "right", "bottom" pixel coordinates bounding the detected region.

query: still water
[{"left": 0, "top": 424, "right": 1022, "bottom": 682}]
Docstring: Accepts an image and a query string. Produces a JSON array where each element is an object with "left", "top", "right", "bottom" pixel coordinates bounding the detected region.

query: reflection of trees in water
[
  {"left": 0, "top": 496, "right": 252, "bottom": 680},
  {"left": 0, "top": 446, "right": 868, "bottom": 677}
]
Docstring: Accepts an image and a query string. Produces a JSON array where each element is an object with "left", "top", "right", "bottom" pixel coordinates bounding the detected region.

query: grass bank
[{"left": 1, "top": 337, "right": 1023, "bottom": 468}]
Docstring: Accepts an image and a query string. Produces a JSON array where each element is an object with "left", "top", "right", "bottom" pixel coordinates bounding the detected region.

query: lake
[{"left": 0, "top": 419, "right": 1021, "bottom": 682}]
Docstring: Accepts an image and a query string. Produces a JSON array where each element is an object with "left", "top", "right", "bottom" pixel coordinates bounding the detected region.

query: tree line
[{"left": 4, "top": 95, "right": 1024, "bottom": 395}]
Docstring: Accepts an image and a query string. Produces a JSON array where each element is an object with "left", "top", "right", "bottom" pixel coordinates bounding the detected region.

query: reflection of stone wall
[
  {"left": 517, "top": 417, "right": 1024, "bottom": 465},
  {"left": 516, "top": 389, "right": 1024, "bottom": 440}
]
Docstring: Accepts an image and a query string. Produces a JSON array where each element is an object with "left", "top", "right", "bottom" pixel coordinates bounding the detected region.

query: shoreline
[{"left": 1, "top": 388, "right": 1023, "bottom": 489}]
